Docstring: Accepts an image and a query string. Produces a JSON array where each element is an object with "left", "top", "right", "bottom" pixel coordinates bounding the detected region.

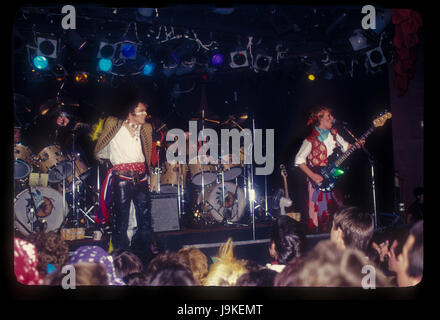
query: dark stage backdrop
[{"left": 14, "top": 64, "right": 395, "bottom": 218}]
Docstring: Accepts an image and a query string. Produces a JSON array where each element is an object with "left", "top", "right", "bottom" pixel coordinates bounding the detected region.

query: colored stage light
[
  {"left": 52, "top": 64, "right": 66, "bottom": 81},
  {"left": 143, "top": 63, "right": 155, "bottom": 75},
  {"left": 75, "top": 72, "right": 89, "bottom": 84},
  {"left": 33, "top": 55, "right": 48, "bottom": 70},
  {"left": 307, "top": 74, "right": 316, "bottom": 81},
  {"left": 210, "top": 53, "right": 224, "bottom": 66},
  {"left": 98, "top": 58, "right": 112, "bottom": 72},
  {"left": 120, "top": 42, "right": 137, "bottom": 59}
]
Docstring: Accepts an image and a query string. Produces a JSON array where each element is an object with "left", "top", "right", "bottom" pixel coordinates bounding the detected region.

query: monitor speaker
[{"left": 151, "top": 194, "right": 180, "bottom": 232}]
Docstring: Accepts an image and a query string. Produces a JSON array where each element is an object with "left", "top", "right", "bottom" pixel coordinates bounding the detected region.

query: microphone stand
[{"left": 342, "top": 124, "right": 380, "bottom": 229}]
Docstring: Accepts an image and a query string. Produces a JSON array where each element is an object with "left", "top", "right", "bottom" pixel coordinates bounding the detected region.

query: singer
[
  {"left": 94, "top": 96, "right": 157, "bottom": 263},
  {"left": 294, "top": 106, "right": 352, "bottom": 233}
]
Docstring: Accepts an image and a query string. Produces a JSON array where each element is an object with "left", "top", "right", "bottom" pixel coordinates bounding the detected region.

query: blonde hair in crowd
[
  {"left": 178, "top": 247, "right": 209, "bottom": 285},
  {"left": 203, "top": 238, "right": 247, "bottom": 286}
]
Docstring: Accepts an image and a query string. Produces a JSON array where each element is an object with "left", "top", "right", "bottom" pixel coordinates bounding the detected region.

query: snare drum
[
  {"left": 14, "top": 186, "right": 67, "bottom": 236},
  {"left": 37, "top": 145, "right": 71, "bottom": 183},
  {"left": 14, "top": 144, "right": 33, "bottom": 180}
]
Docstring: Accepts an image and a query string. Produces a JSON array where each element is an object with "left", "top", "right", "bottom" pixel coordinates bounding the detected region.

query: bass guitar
[{"left": 310, "top": 111, "right": 392, "bottom": 192}]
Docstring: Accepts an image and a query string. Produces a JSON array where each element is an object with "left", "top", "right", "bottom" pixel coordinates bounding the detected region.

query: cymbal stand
[
  {"left": 249, "top": 115, "right": 256, "bottom": 240},
  {"left": 154, "top": 146, "right": 161, "bottom": 193},
  {"left": 71, "top": 132, "right": 78, "bottom": 227},
  {"left": 200, "top": 109, "right": 206, "bottom": 215},
  {"left": 69, "top": 131, "right": 96, "bottom": 228}
]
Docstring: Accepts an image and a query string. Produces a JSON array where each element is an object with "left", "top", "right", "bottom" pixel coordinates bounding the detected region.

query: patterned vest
[
  {"left": 93, "top": 116, "right": 153, "bottom": 171},
  {"left": 306, "top": 128, "right": 338, "bottom": 167}
]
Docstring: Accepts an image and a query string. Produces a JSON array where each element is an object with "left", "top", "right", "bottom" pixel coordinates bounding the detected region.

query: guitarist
[{"left": 294, "top": 106, "right": 363, "bottom": 233}]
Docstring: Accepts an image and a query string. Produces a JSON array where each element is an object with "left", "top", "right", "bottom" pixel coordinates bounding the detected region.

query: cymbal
[
  {"left": 189, "top": 112, "right": 221, "bottom": 127},
  {"left": 221, "top": 113, "right": 249, "bottom": 129},
  {"left": 39, "top": 96, "right": 80, "bottom": 118}
]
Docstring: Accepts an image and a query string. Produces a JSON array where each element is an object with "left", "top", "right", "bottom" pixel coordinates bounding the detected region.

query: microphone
[{"left": 333, "top": 118, "right": 348, "bottom": 126}]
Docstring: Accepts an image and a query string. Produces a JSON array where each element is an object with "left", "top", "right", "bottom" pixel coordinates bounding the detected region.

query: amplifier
[{"left": 150, "top": 193, "right": 180, "bottom": 232}]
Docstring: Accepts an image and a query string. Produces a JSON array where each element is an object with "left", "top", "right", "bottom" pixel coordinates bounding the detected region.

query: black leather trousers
[{"left": 110, "top": 176, "right": 153, "bottom": 252}]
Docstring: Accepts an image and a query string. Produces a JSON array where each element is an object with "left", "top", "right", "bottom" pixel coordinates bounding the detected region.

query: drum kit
[
  {"left": 13, "top": 95, "right": 97, "bottom": 236},
  {"left": 149, "top": 109, "right": 262, "bottom": 229}
]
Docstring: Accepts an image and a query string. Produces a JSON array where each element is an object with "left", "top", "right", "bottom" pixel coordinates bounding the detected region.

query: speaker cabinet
[{"left": 151, "top": 194, "right": 180, "bottom": 232}]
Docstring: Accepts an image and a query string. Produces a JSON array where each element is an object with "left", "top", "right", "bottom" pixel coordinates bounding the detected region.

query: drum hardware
[{"left": 68, "top": 130, "right": 95, "bottom": 228}]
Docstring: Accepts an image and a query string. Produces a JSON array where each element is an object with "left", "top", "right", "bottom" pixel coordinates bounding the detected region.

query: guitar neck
[
  {"left": 334, "top": 126, "right": 375, "bottom": 167},
  {"left": 282, "top": 176, "right": 289, "bottom": 199}
]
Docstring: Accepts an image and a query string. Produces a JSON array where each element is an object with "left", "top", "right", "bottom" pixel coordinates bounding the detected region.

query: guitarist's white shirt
[{"left": 294, "top": 133, "right": 350, "bottom": 167}]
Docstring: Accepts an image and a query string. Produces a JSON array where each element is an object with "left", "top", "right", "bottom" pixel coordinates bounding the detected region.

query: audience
[
  {"left": 13, "top": 202, "right": 423, "bottom": 288},
  {"left": 267, "top": 215, "right": 305, "bottom": 272},
  {"left": 66, "top": 245, "right": 126, "bottom": 285},
  {"left": 112, "top": 249, "right": 144, "bottom": 282},
  {"left": 14, "top": 237, "right": 44, "bottom": 285},
  {"left": 26, "top": 231, "right": 70, "bottom": 278},
  {"left": 177, "top": 247, "right": 209, "bottom": 285},
  {"left": 148, "top": 264, "right": 196, "bottom": 286},
  {"left": 373, "top": 220, "right": 423, "bottom": 287},
  {"left": 236, "top": 268, "right": 278, "bottom": 287},
  {"left": 406, "top": 187, "right": 424, "bottom": 223},
  {"left": 275, "top": 240, "right": 390, "bottom": 287},
  {"left": 330, "top": 206, "right": 375, "bottom": 253},
  {"left": 203, "top": 238, "right": 248, "bottom": 286},
  {"left": 45, "top": 262, "right": 109, "bottom": 286}
]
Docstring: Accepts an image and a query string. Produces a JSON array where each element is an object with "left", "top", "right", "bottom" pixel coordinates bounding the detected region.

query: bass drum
[
  {"left": 196, "top": 182, "right": 246, "bottom": 223},
  {"left": 14, "top": 187, "right": 67, "bottom": 236}
]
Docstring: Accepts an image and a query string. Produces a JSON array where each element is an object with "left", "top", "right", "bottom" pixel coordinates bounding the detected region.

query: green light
[{"left": 332, "top": 168, "right": 345, "bottom": 177}]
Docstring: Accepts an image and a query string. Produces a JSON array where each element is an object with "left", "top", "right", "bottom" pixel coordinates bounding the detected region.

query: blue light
[
  {"left": 121, "top": 43, "right": 136, "bottom": 59},
  {"left": 143, "top": 63, "right": 155, "bottom": 76},
  {"left": 211, "top": 53, "right": 224, "bottom": 66},
  {"left": 98, "top": 58, "right": 112, "bottom": 72},
  {"left": 33, "top": 55, "right": 48, "bottom": 70}
]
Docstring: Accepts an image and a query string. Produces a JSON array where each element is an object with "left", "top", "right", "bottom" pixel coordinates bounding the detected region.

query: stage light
[
  {"left": 98, "top": 58, "right": 112, "bottom": 72},
  {"left": 52, "top": 64, "right": 66, "bottom": 81},
  {"left": 32, "top": 55, "right": 48, "bottom": 70},
  {"left": 366, "top": 47, "right": 386, "bottom": 68},
  {"left": 97, "top": 42, "right": 116, "bottom": 59},
  {"left": 37, "top": 37, "right": 57, "bottom": 58},
  {"left": 209, "top": 48, "right": 224, "bottom": 67},
  {"left": 229, "top": 50, "right": 249, "bottom": 68},
  {"left": 254, "top": 54, "right": 272, "bottom": 72},
  {"left": 307, "top": 74, "right": 316, "bottom": 81},
  {"left": 75, "top": 72, "right": 89, "bottom": 84},
  {"left": 143, "top": 63, "right": 155, "bottom": 76},
  {"left": 120, "top": 42, "right": 137, "bottom": 60}
]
